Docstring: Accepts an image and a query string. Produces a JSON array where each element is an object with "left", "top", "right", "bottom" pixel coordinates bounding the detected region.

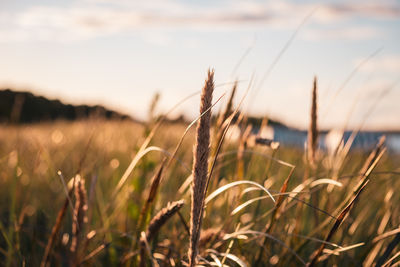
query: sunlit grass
[{"left": 0, "top": 114, "right": 399, "bottom": 266}]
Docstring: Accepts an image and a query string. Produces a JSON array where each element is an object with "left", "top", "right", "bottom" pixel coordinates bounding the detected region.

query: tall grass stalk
[
  {"left": 307, "top": 76, "right": 318, "bottom": 168},
  {"left": 188, "top": 69, "right": 214, "bottom": 267}
]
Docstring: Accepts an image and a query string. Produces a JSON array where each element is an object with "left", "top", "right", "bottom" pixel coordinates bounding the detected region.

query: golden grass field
[{"left": 1, "top": 73, "right": 400, "bottom": 266}]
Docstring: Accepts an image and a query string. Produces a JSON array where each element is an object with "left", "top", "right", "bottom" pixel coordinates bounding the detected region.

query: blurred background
[{"left": 0, "top": 0, "right": 399, "bottom": 130}]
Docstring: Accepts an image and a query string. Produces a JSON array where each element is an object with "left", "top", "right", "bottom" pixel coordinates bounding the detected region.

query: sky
[{"left": 0, "top": 0, "right": 399, "bottom": 130}]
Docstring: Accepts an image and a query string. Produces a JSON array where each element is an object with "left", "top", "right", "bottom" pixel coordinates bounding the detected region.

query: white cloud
[
  {"left": 303, "top": 27, "right": 382, "bottom": 41},
  {"left": 313, "top": 2, "right": 400, "bottom": 22},
  {"left": 0, "top": 0, "right": 398, "bottom": 42}
]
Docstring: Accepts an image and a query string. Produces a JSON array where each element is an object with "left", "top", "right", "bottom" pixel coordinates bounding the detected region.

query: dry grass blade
[
  {"left": 210, "top": 80, "right": 237, "bottom": 181},
  {"left": 274, "top": 167, "right": 294, "bottom": 213},
  {"left": 373, "top": 226, "right": 400, "bottom": 243},
  {"left": 112, "top": 144, "right": 159, "bottom": 199},
  {"left": 206, "top": 249, "right": 247, "bottom": 267},
  {"left": 189, "top": 69, "right": 214, "bottom": 267},
  {"left": 233, "top": 191, "right": 314, "bottom": 216},
  {"left": 231, "top": 195, "right": 269, "bottom": 215},
  {"left": 306, "top": 136, "right": 386, "bottom": 239},
  {"left": 310, "top": 179, "right": 343, "bottom": 188},
  {"left": 255, "top": 167, "right": 294, "bottom": 264},
  {"left": 225, "top": 230, "right": 306, "bottom": 265},
  {"left": 220, "top": 224, "right": 241, "bottom": 266},
  {"left": 307, "top": 181, "right": 369, "bottom": 267},
  {"left": 359, "top": 136, "right": 386, "bottom": 179},
  {"left": 381, "top": 250, "right": 400, "bottom": 267},
  {"left": 137, "top": 158, "right": 167, "bottom": 233},
  {"left": 216, "top": 80, "right": 237, "bottom": 130},
  {"left": 319, "top": 243, "right": 365, "bottom": 262},
  {"left": 57, "top": 171, "right": 76, "bottom": 219},
  {"left": 208, "top": 251, "right": 223, "bottom": 266},
  {"left": 376, "top": 232, "right": 400, "bottom": 267},
  {"left": 205, "top": 180, "right": 275, "bottom": 205}
]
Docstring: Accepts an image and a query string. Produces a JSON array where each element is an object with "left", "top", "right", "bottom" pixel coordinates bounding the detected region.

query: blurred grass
[{"left": 0, "top": 119, "right": 399, "bottom": 266}]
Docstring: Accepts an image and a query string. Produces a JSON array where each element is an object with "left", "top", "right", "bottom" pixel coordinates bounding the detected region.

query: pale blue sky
[{"left": 0, "top": 0, "right": 399, "bottom": 130}]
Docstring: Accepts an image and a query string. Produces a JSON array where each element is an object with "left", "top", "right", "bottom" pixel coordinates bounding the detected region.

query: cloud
[
  {"left": 0, "top": 0, "right": 398, "bottom": 42},
  {"left": 313, "top": 2, "right": 400, "bottom": 22},
  {"left": 303, "top": 27, "right": 382, "bottom": 41}
]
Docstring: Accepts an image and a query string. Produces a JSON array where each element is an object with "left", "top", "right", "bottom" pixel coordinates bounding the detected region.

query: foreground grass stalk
[
  {"left": 254, "top": 167, "right": 295, "bottom": 266},
  {"left": 41, "top": 187, "right": 74, "bottom": 267},
  {"left": 210, "top": 80, "right": 237, "bottom": 186},
  {"left": 137, "top": 158, "right": 167, "bottom": 235},
  {"left": 307, "top": 181, "right": 369, "bottom": 266},
  {"left": 307, "top": 76, "right": 318, "bottom": 168},
  {"left": 291, "top": 136, "right": 387, "bottom": 261},
  {"left": 308, "top": 77, "right": 320, "bottom": 235},
  {"left": 70, "top": 175, "right": 88, "bottom": 265},
  {"left": 139, "top": 200, "right": 184, "bottom": 267},
  {"left": 188, "top": 69, "right": 214, "bottom": 267}
]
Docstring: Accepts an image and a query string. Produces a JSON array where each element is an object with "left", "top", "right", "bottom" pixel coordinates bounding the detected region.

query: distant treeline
[
  {"left": 0, "top": 89, "right": 132, "bottom": 124},
  {"left": 0, "top": 89, "right": 292, "bottom": 128}
]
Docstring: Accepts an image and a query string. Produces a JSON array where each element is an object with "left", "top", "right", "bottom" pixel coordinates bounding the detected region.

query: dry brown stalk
[
  {"left": 307, "top": 76, "right": 318, "bottom": 167},
  {"left": 188, "top": 69, "right": 214, "bottom": 267},
  {"left": 359, "top": 135, "right": 386, "bottom": 179},
  {"left": 40, "top": 187, "right": 74, "bottom": 267},
  {"left": 255, "top": 167, "right": 295, "bottom": 265},
  {"left": 339, "top": 136, "right": 386, "bottom": 214},
  {"left": 139, "top": 200, "right": 185, "bottom": 267},
  {"left": 293, "top": 136, "right": 387, "bottom": 258},
  {"left": 137, "top": 158, "right": 167, "bottom": 233},
  {"left": 376, "top": 231, "right": 400, "bottom": 267},
  {"left": 210, "top": 80, "right": 237, "bottom": 181},
  {"left": 307, "top": 181, "right": 369, "bottom": 266},
  {"left": 70, "top": 175, "right": 88, "bottom": 263}
]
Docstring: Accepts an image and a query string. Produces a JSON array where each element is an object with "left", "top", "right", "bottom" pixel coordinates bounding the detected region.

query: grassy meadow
[{"left": 1, "top": 74, "right": 400, "bottom": 267}]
